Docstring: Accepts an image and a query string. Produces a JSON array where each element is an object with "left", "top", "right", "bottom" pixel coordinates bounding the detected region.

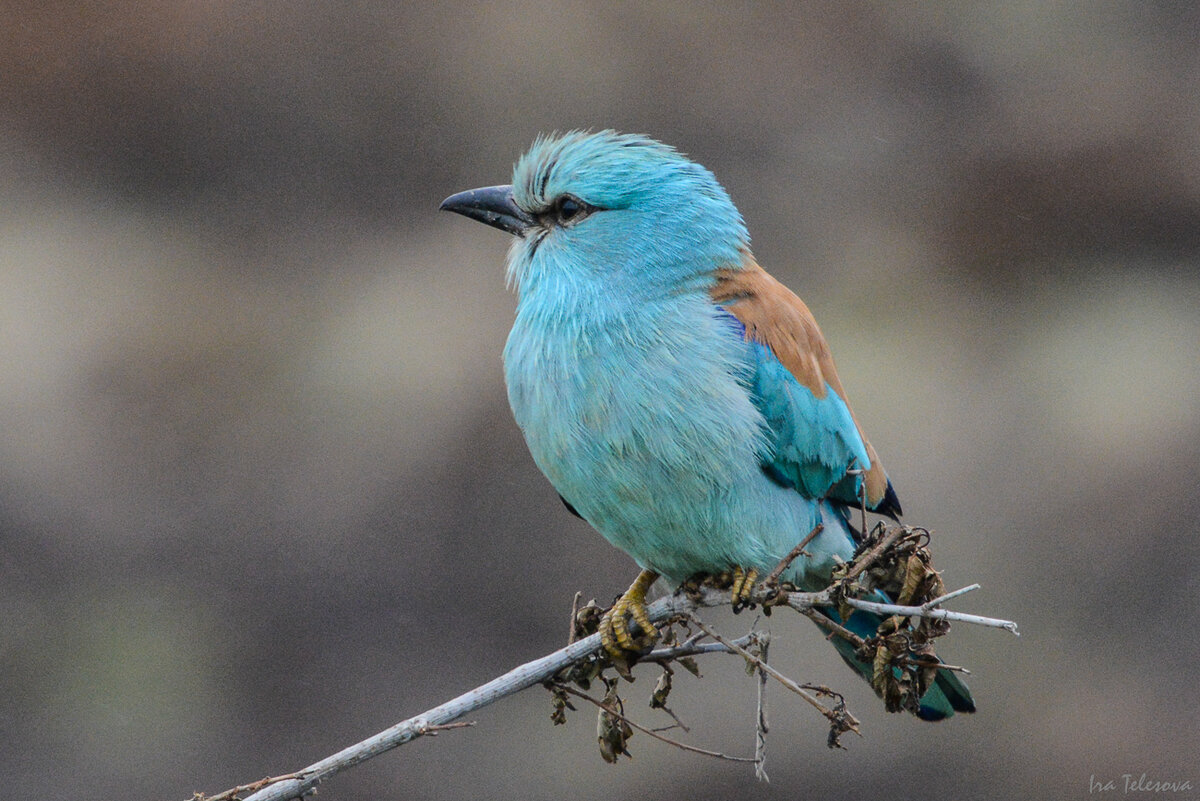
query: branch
[
  {"left": 217, "top": 589, "right": 804, "bottom": 801},
  {"left": 761, "top": 524, "right": 823, "bottom": 586},
  {"left": 195, "top": 561, "right": 1017, "bottom": 800},
  {"left": 922, "top": 583, "right": 980, "bottom": 609},
  {"left": 836, "top": 595, "right": 1020, "bottom": 635},
  {"left": 641, "top": 632, "right": 756, "bottom": 663}
]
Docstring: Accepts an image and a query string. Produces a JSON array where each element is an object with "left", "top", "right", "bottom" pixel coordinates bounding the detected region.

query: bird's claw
[
  {"left": 730, "top": 566, "right": 759, "bottom": 613},
  {"left": 599, "top": 569, "right": 660, "bottom": 662}
]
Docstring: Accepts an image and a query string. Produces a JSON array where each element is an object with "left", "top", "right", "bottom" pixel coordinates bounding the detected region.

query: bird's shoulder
[
  {"left": 709, "top": 254, "right": 895, "bottom": 514},
  {"left": 710, "top": 256, "right": 834, "bottom": 399}
]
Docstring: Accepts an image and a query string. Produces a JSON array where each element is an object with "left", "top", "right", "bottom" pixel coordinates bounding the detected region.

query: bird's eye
[{"left": 554, "top": 195, "right": 584, "bottom": 224}]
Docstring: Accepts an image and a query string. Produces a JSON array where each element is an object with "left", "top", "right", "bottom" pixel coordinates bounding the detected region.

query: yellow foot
[
  {"left": 730, "top": 566, "right": 759, "bottom": 613},
  {"left": 599, "top": 569, "right": 660, "bottom": 659}
]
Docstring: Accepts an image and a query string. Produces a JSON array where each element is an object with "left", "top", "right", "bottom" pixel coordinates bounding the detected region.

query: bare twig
[
  {"left": 552, "top": 683, "right": 758, "bottom": 763},
  {"left": 839, "top": 595, "right": 1020, "bottom": 635},
  {"left": 921, "top": 583, "right": 980, "bottom": 610},
  {"left": 840, "top": 525, "right": 908, "bottom": 583},
  {"left": 754, "top": 633, "right": 770, "bottom": 782},
  {"left": 191, "top": 773, "right": 303, "bottom": 801},
  {"left": 418, "top": 721, "right": 477, "bottom": 735},
  {"left": 567, "top": 591, "right": 584, "bottom": 644},
  {"left": 642, "top": 635, "right": 755, "bottom": 663},
  {"left": 762, "top": 524, "right": 823, "bottom": 586},
  {"left": 688, "top": 619, "right": 861, "bottom": 736},
  {"left": 848, "top": 465, "right": 868, "bottom": 536},
  {"left": 797, "top": 607, "right": 867, "bottom": 648},
  {"left": 907, "top": 658, "right": 971, "bottom": 674},
  {"left": 651, "top": 697, "right": 691, "bottom": 734}
]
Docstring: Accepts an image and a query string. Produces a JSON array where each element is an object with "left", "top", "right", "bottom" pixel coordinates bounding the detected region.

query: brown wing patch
[{"left": 711, "top": 253, "right": 890, "bottom": 508}]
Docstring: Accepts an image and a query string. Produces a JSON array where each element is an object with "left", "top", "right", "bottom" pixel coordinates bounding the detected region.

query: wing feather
[{"left": 712, "top": 255, "right": 900, "bottom": 517}]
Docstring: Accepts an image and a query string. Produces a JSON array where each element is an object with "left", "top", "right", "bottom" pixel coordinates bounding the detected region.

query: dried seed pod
[
  {"left": 898, "top": 553, "right": 926, "bottom": 605},
  {"left": 573, "top": 600, "right": 603, "bottom": 639},
  {"left": 649, "top": 669, "right": 672, "bottom": 709},
  {"left": 872, "top": 644, "right": 893, "bottom": 693},
  {"left": 596, "top": 683, "right": 633, "bottom": 763}
]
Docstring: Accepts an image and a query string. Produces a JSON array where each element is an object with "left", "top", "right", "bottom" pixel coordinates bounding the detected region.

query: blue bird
[{"left": 441, "top": 131, "right": 973, "bottom": 720}]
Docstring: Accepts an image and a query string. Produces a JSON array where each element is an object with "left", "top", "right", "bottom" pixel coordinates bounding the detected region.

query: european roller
[{"left": 441, "top": 131, "right": 974, "bottom": 720}]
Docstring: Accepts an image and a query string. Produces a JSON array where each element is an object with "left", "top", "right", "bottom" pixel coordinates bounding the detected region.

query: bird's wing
[{"left": 712, "top": 256, "right": 900, "bottom": 517}]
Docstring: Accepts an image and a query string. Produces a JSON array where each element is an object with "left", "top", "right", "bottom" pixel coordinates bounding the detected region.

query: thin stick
[
  {"left": 841, "top": 596, "right": 1020, "bottom": 635},
  {"left": 567, "top": 591, "right": 583, "bottom": 644},
  {"left": 840, "top": 525, "right": 908, "bottom": 582},
  {"left": 754, "top": 634, "right": 770, "bottom": 782},
  {"left": 689, "top": 619, "right": 860, "bottom": 735},
  {"left": 853, "top": 467, "right": 868, "bottom": 537},
  {"left": 797, "top": 607, "right": 866, "bottom": 648},
  {"left": 762, "top": 524, "right": 823, "bottom": 586},
  {"left": 643, "top": 635, "right": 755, "bottom": 663},
  {"left": 921, "top": 583, "right": 980, "bottom": 610},
  {"left": 907, "top": 658, "right": 971, "bottom": 674},
  {"left": 654, "top": 702, "right": 691, "bottom": 734},
  {"left": 193, "top": 774, "right": 304, "bottom": 801},
  {"left": 553, "top": 683, "right": 758, "bottom": 763},
  {"left": 418, "top": 721, "right": 477, "bottom": 735}
]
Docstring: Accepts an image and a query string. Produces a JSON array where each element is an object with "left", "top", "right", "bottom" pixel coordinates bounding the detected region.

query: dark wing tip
[{"left": 874, "top": 480, "right": 903, "bottom": 520}]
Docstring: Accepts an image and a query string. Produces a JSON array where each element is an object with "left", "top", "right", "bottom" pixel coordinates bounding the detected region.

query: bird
[{"left": 440, "top": 130, "right": 974, "bottom": 720}]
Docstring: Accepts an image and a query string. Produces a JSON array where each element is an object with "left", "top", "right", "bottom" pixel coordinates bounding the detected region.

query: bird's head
[{"left": 441, "top": 131, "right": 749, "bottom": 296}]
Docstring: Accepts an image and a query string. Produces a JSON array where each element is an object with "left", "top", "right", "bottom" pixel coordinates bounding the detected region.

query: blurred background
[{"left": 2, "top": 2, "right": 1198, "bottom": 799}]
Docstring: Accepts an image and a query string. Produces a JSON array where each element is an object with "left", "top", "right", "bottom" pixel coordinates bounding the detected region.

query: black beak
[{"left": 439, "top": 184, "right": 533, "bottom": 236}]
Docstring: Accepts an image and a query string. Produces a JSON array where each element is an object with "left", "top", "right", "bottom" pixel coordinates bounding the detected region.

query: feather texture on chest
[{"left": 503, "top": 290, "right": 767, "bottom": 531}]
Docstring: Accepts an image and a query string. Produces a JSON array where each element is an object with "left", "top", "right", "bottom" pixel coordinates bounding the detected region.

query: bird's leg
[
  {"left": 729, "top": 566, "right": 759, "bottom": 613},
  {"left": 600, "top": 569, "right": 660, "bottom": 658}
]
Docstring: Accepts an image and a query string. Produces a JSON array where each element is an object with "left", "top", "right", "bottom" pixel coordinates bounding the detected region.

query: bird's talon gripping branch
[
  {"left": 730, "top": 566, "right": 759, "bottom": 613},
  {"left": 599, "top": 569, "right": 660, "bottom": 659}
]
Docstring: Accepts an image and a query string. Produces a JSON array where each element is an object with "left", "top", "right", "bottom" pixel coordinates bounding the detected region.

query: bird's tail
[{"left": 812, "top": 601, "right": 976, "bottom": 721}]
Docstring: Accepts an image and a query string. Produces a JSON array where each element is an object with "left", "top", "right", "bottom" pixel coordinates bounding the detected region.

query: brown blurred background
[{"left": 2, "top": 2, "right": 1198, "bottom": 799}]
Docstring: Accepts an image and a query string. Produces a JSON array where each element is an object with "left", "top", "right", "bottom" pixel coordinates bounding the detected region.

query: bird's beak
[{"left": 439, "top": 184, "right": 533, "bottom": 236}]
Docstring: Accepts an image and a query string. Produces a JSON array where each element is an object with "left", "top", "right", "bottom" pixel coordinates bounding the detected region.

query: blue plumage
[
  {"left": 746, "top": 338, "right": 872, "bottom": 502},
  {"left": 441, "top": 130, "right": 972, "bottom": 720}
]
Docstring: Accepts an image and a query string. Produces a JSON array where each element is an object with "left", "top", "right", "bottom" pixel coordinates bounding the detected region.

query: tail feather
[
  {"left": 930, "top": 667, "right": 975, "bottom": 715},
  {"left": 815, "top": 605, "right": 975, "bottom": 721}
]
